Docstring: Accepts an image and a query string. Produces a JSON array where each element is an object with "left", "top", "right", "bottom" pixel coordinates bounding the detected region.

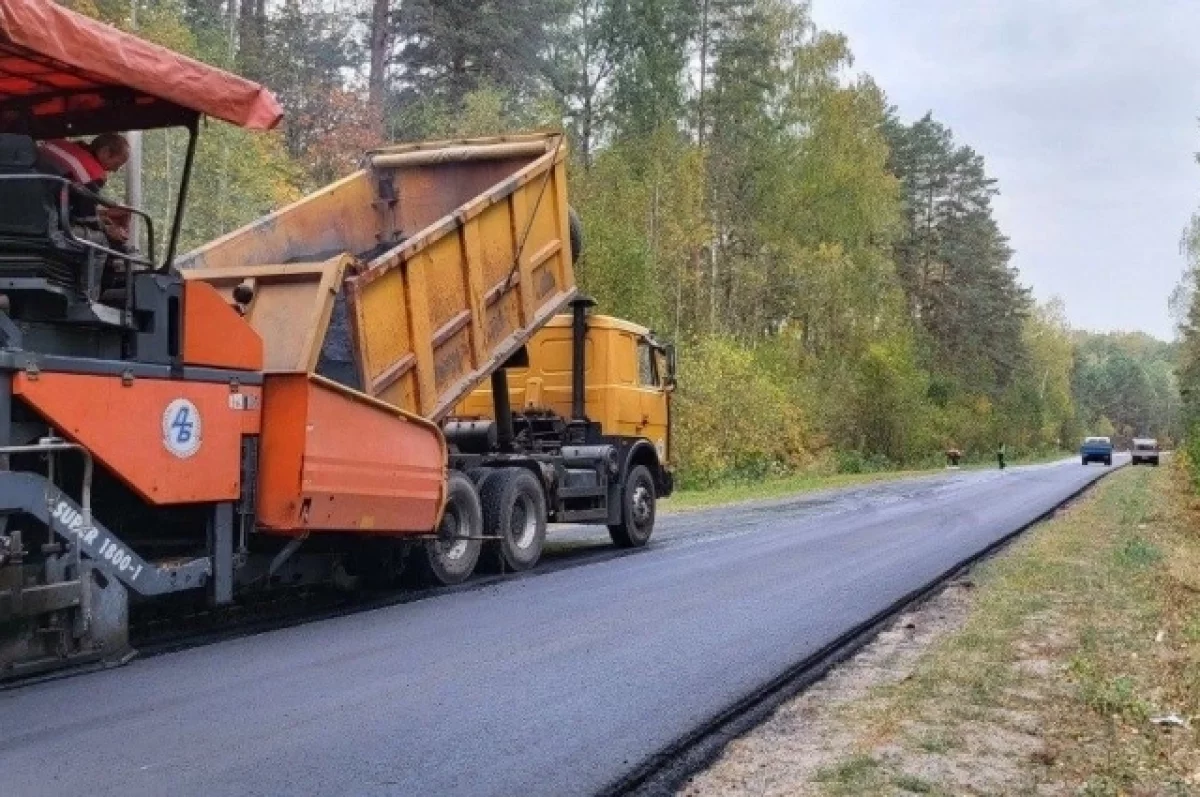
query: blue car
[{"left": 1080, "top": 436, "right": 1113, "bottom": 466}]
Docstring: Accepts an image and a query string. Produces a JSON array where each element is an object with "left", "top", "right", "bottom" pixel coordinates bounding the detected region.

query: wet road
[{"left": 0, "top": 457, "right": 1124, "bottom": 797}]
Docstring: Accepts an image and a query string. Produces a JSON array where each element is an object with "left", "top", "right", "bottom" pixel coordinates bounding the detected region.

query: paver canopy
[{"left": 0, "top": 0, "right": 283, "bottom": 137}]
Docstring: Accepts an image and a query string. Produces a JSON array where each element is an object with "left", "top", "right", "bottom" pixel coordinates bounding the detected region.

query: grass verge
[{"left": 806, "top": 463, "right": 1200, "bottom": 795}]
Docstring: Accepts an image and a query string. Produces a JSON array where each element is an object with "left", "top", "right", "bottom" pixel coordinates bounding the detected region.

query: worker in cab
[{"left": 37, "top": 134, "right": 132, "bottom": 247}]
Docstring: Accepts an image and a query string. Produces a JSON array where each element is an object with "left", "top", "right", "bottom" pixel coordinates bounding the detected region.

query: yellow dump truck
[{"left": 179, "top": 132, "right": 675, "bottom": 577}]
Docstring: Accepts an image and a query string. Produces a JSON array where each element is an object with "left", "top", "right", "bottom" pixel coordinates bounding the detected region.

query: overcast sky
[{"left": 810, "top": 0, "right": 1200, "bottom": 340}]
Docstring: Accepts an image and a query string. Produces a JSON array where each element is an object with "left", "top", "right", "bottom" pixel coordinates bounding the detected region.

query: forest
[{"left": 66, "top": 0, "right": 1179, "bottom": 487}]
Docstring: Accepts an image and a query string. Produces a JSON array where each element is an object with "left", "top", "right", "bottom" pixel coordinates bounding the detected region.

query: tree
[
  {"left": 367, "top": 0, "right": 393, "bottom": 121},
  {"left": 1072, "top": 331, "right": 1177, "bottom": 443},
  {"left": 237, "top": 0, "right": 267, "bottom": 80},
  {"left": 545, "top": 0, "right": 625, "bottom": 166},
  {"left": 260, "top": 0, "right": 366, "bottom": 162},
  {"left": 392, "top": 0, "right": 569, "bottom": 111},
  {"left": 608, "top": 0, "right": 697, "bottom": 142},
  {"left": 884, "top": 111, "right": 1030, "bottom": 395}
]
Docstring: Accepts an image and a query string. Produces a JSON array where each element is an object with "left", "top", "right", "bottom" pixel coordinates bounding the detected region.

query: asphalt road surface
[{"left": 0, "top": 456, "right": 1125, "bottom": 797}]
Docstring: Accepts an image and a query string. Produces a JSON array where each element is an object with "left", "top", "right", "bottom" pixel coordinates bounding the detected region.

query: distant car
[
  {"left": 1080, "top": 436, "right": 1113, "bottom": 466},
  {"left": 1130, "top": 437, "right": 1160, "bottom": 466}
]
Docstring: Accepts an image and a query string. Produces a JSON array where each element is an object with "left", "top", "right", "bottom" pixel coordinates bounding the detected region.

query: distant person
[
  {"left": 37, "top": 134, "right": 132, "bottom": 247},
  {"left": 997, "top": 442, "right": 1007, "bottom": 470}
]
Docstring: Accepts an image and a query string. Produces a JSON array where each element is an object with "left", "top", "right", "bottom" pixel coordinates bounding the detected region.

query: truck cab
[{"left": 456, "top": 311, "right": 674, "bottom": 475}]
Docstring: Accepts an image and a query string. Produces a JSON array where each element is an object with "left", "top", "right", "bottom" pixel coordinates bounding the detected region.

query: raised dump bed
[{"left": 178, "top": 132, "right": 578, "bottom": 421}]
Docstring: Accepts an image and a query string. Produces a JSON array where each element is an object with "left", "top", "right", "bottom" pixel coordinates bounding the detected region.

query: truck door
[
  {"left": 635, "top": 337, "right": 669, "bottom": 458},
  {"left": 612, "top": 331, "right": 642, "bottom": 437},
  {"left": 611, "top": 332, "right": 668, "bottom": 448}
]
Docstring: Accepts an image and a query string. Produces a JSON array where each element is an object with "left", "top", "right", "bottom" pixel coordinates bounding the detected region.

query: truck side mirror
[{"left": 663, "top": 343, "right": 677, "bottom": 391}]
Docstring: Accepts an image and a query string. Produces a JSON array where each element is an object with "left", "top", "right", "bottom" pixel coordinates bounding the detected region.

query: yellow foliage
[{"left": 674, "top": 338, "right": 811, "bottom": 486}]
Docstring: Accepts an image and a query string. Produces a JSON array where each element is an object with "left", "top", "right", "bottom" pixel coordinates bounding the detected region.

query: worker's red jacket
[
  {"left": 37, "top": 139, "right": 107, "bottom": 220},
  {"left": 38, "top": 139, "right": 107, "bottom": 190}
]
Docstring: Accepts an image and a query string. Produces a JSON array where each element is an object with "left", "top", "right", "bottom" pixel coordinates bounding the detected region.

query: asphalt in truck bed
[{"left": 0, "top": 457, "right": 1122, "bottom": 797}]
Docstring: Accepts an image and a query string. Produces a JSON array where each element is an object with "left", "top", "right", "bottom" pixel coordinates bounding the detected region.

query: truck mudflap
[{"left": 0, "top": 469, "right": 210, "bottom": 682}]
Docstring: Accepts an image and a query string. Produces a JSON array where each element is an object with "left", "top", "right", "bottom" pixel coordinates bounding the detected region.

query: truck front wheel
[
  {"left": 418, "top": 471, "right": 483, "bottom": 586},
  {"left": 609, "top": 465, "right": 656, "bottom": 548},
  {"left": 480, "top": 468, "right": 547, "bottom": 572}
]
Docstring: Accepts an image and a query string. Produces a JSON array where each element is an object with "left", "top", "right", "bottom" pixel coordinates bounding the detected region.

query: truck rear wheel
[
  {"left": 609, "top": 465, "right": 656, "bottom": 548},
  {"left": 417, "top": 471, "right": 483, "bottom": 586},
  {"left": 480, "top": 468, "right": 547, "bottom": 572}
]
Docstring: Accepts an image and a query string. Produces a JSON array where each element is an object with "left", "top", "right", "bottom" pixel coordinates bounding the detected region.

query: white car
[{"left": 1131, "top": 438, "right": 1160, "bottom": 466}]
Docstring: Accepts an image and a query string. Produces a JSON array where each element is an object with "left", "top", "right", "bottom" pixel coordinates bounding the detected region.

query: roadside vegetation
[
  {"left": 670, "top": 449, "right": 1065, "bottom": 510},
  {"left": 68, "top": 1, "right": 1176, "bottom": 488},
  {"left": 1172, "top": 209, "right": 1200, "bottom": 489},
  {"left": 684, "top": 463, "right": 1200, "bottom": 796}
]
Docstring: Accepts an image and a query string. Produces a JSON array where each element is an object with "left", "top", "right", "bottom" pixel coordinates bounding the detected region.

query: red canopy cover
[{"left": 0, "top": 0, "right": 283, "bottom": 138}]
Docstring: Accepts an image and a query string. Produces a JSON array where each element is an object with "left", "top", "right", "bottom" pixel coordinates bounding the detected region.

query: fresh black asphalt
[{"left": 0, "top": 457, "right": 1124, "bottom": 796}]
